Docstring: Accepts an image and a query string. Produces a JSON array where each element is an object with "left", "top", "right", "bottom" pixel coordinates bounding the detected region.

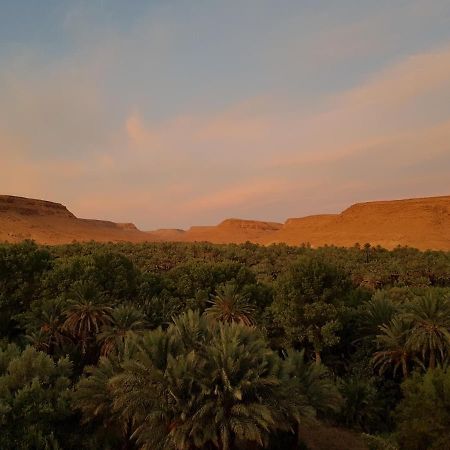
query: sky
[{"left": 1, "top": 0, "right": 450, "bottom": 230}]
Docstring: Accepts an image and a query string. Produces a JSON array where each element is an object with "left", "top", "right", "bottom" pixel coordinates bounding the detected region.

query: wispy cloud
[{"left": 181, "top": 179, "right": 293, "bottom": 213}]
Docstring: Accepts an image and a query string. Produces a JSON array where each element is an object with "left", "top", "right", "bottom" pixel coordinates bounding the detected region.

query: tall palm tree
[
  {"left": 373, "top": 317, "right": 414, "bottom": 378},
  {"left": 98, "top": 305, "right": 146, "bottom": 356},
  {"left": 205, "top": 284, "right": 255, "bottom": 326},
  {"left": 405, "top": 293, "right": 450, "bottom": 369},
  {"left": 63, "top": 282, "right": 112, "bottom": 354}
]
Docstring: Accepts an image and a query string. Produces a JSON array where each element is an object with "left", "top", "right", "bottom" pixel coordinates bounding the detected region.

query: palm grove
[{"left": 1, "top": 240, "right": 450, "bottom": 449}]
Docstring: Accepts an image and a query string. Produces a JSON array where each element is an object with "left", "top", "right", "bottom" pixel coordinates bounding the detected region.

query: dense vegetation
[{"left": 1, "top": 240, "right": 450, "bottom": 449}]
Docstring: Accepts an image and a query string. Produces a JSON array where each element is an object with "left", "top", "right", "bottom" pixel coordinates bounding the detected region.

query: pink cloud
[
  {"left": 181, "top": 179, "right": 294, "bottom": 212},
  {"left": 125, "top": 112, "right": 160, "bottom": 148}
]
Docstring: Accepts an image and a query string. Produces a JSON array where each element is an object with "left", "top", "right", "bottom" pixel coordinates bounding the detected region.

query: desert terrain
[{"left": 1, "top": 194, "right": 449, "bottom": 250}]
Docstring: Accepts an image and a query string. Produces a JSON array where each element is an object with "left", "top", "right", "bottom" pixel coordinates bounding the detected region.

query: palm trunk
[
  {"left": 314, "top": 350, "right": 321, "bottom": 365},
  {"left": 121, "top": 418, "right": 134, "bottom": 450},
  {"left": 429, "top": 350, "right": 436, "bottom": 369},
  {"left": 402, "top": 358, "right": 408, "bottom": 378}
]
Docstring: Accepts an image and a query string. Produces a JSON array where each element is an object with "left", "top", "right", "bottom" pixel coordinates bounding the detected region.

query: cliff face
[{"left": 0, "top": 195, "right": 75, "bottom": 218}]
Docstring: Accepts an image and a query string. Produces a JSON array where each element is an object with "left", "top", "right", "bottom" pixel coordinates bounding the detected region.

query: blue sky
[{"left": 1, "top": 1, "right": 450, "bottom": 228}]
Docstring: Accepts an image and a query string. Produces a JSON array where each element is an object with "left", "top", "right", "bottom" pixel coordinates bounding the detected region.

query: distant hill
[
  {"left": 1, "top": 194, "right": 449, "bottom": 250},
  {"left": 148, "top": 219, "right": 283, "bottom": 244},
  {"left": 263, "top": 196, "right": 450, "bottom": 250},
  {"left": 0, "top": 195, "right": 152, "bottom": 244}
]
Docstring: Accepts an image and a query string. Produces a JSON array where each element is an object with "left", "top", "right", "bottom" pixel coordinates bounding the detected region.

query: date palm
[
  {"left": 63, "top": 282, "right": 112, "bottom": 354},
  {"left": 98, "top": 305, "right": 146, "bottom": 356},
  {"left": 110, "top": 311, "right": 322, "bottom": 450},
  {"left": 281, "top": 349, "right": 342, "bottom": 418},
  {"left": 359, "top": 294, "right": 398, "bottom": 341},
  {"left": 205, "top": 284, "right": 255, "bottom": 326},
  {"left": 79, "top": 311, "right": 340, "bottom": 450},
  {"left": 373, "top": 317, "right": 414, "bottom": 378},
  {"left": 405, "top": 293, "right": 450, "bottom": 369},
  {"left": 75, "top": 350, "right": 137, "bottom": 449},
  {"left": 18, "top": 298, "right": 69, "bottom": 354},
  {"left": 180, "top": 323, "right": 284, "bottom": 450}
]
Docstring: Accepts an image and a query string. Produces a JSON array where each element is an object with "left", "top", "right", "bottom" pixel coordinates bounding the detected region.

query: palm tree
[
  {"left": 373, "top": 317, "right": 414, "bottom": 378},
  {"left": 75, "top": 354, "right": 135, "bottom": 449},
  {"left": 98, "top": 305, "right": 146, "bottom": 356},
  {"left": 111, "top": 325, "right": 193, "bottom": 450},
  {"left": 184, "top": 323, "right": 284, "bottom": 450},
  {"left": 338, "top": 377, "right": 380, "bottom": 432},
  {"left": 281, "top": 349, "right": 342, "bottom": 418},
  {"left": 18, "top": 297, "right": 70, "bottom": 355},
  {"left": 405, "top": 293, "right": 450, "bottom": 369},
  {"left": 205, "top": 284, "right": 255, "bottom": 326},
  {"left": 110, "top": 311, "right": 318, "bottom": 450},
  {"left": 63, "top": 282, "right": 112, "bottom": 354},
  {"left": 359, "top": 294, "right": 398, "bottom": 341},
  {"left": 372, "top": 317, "right": 414, "bottom": 378}
]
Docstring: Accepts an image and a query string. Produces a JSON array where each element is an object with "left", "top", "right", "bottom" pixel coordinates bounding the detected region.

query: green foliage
[
  {"left": 395, "top": 368, "right": 450, "bottom": 449},
  {"left": 73, "top": 353, "right": 129, "bottom": 448},
  {"left": 271, "top": 257, "right": 349, "bottom": 361},
  {"left": 76, "top": 311, "right": 340, "bottom": 450},
  {"left": 97, "top": 304, "right": 146, "bottom": 356},
  {"left": 0, "top": 345, "right": 76, "bottom": 449},
  {"left": 404, "top": 292, "right": 450, "bottom": 369},
  {"left": 373, "top": 292, "right": 450, "bottom": 377},
  {"left": 62, "top": 282, "right": 113, "bottom": 355},
  {"left": 275, "top": 255, "right": 352, "bottom": 306},
  {"left": 205, "top": 283, "right": 255, "bottom": 326},
  {"left": 16, "top": 297, "right": 69, "bottom": 355},
  {"left": 43, "top": 251, "right": 138, "bottom": 301},
  {"left": 359, "top": 293, "right": 399, "bottom": 341},
  {"left": 373, "top": 317, "right": 414, "bottom": 378},
  {"left": 281, "top": 349, "right": 342, "bottom": 417},
  {"left": 0, "top": 241, "right": 52, "bottom": 338},
  {"left": 337, "top": 377, "right": 382, "bottom": 432},
  {"left": 0, "top": 240, "right": 450, "bottom": 448}
]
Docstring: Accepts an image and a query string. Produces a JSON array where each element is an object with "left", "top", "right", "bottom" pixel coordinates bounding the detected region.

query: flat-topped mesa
[
  {"left": 340, "top": 195, "right": 450, "bottom": 218},
  {"left": 264, "top": 195, "right": 450, "bottom": 250},
  {"left": 217, "top": 218, "right": 283, "bottom": 231},
  {"left": 0, "top": 195, "right": 75, "bottom": 218}
]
